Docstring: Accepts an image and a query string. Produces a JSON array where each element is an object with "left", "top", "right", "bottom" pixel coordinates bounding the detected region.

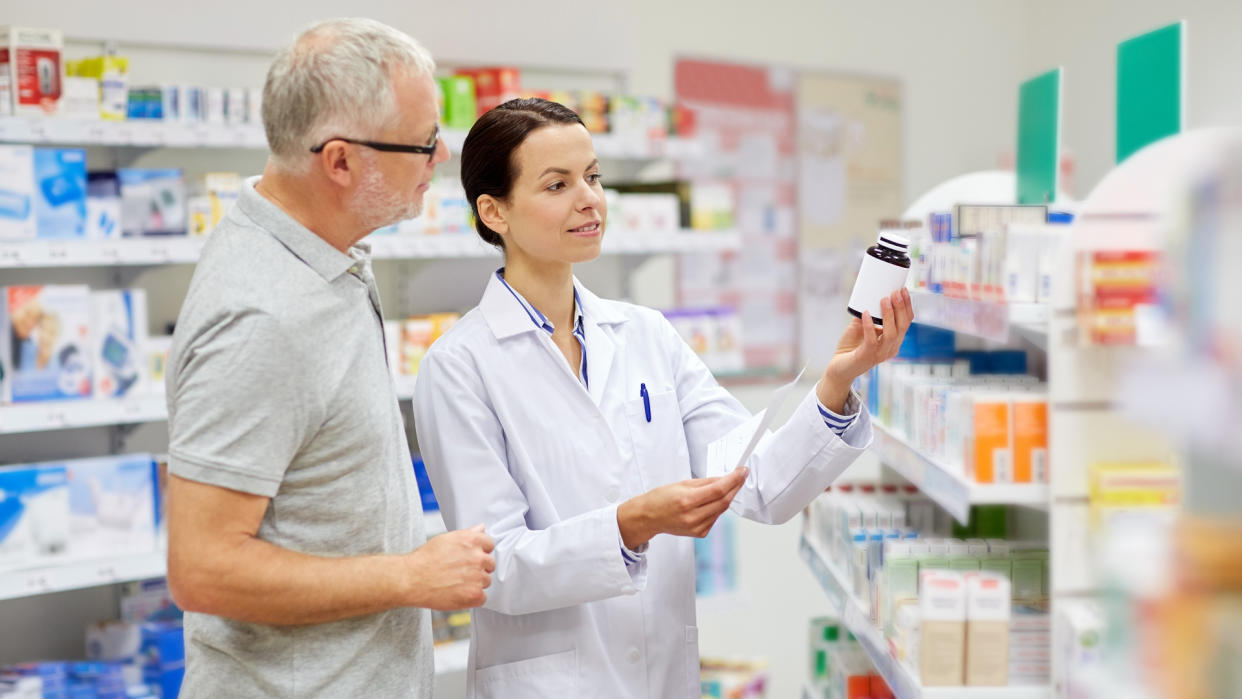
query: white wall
[{"left": 1018, "top": 0, "right": 1242, "bottom": 197}]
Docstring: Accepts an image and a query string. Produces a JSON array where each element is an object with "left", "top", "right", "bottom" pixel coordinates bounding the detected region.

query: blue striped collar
[
  {"left": 493, "top": 268, "right": 584, "bottom": 335},
  {"left": 479, "top": 269, "right": 628, "bottom": 340}
]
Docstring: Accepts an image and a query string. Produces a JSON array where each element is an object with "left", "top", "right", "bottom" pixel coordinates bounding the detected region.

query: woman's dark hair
[{"left": 460, "top": 98, "right": 585, "bottom": 249}]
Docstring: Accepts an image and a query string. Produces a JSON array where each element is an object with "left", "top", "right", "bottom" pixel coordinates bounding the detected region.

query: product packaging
[
  {"left": 33, "top": 147, "right": 87, "bottom": 238},
  {"left": 2, "top": 285, "right": 94, "bottom": 402},
  {"left": 0, "top": 26, "right": 64, "bottom": 116},
  {"left": 0, "top": 464, "right": 70, "bottom": 571},
  {"left": 90, "top": 289, "right": 149, "bottom": 398}
]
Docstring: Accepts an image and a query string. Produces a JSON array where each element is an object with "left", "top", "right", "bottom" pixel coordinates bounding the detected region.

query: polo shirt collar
[{"left": 238, "top": 175, "right": 364, "bottom": 282}]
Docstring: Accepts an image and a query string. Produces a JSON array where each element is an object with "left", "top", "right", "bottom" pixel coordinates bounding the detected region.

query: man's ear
[
  {"left": 475, "top": 194, "right": 509, "bottom": 237},
  {"left": 317, "top": 141, "right": 354, "bottom": 188}
]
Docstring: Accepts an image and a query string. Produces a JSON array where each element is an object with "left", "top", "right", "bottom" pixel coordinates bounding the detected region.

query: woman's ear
[{"left": 476, "top": 194, "right": 509, "bottom": 238}]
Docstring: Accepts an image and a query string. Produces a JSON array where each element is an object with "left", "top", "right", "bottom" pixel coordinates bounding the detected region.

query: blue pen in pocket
[{"left": 640, "top": 383, "right": 651, "bottom": 422}]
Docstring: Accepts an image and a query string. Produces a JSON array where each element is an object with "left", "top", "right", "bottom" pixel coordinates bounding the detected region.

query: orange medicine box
[
  {"left": 966, "top": 394, "right": 1011, "bottom": 484},
  {"left": 1011, "top": 395, "right": 1048, "bottom": 483}
]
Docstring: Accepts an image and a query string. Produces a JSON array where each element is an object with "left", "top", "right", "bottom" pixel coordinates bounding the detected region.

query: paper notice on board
[{"left": 705, "top": 367, "right": 806, "bottom": 477}]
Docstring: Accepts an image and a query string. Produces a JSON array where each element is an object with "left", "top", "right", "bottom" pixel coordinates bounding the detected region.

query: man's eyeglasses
[{"left": 310, "top": 125, "right": 440, "bottom": 159}]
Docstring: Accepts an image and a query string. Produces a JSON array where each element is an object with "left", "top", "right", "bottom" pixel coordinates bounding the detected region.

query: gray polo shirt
[{"left": 166, "top": 176, "right": 430, "bottom": 698}]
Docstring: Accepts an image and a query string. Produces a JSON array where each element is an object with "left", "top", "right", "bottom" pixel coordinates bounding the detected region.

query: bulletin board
[
  {"left": 795, "top": 72, "right": 903, "bottom": 251},
  {"left": 794, "top": 72, "right": 902, "bottom": 370}
]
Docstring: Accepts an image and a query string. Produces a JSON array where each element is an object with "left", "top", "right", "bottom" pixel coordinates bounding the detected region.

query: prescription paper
[{"left": 705, "top": 367, "right": 806, "bottom": 477}]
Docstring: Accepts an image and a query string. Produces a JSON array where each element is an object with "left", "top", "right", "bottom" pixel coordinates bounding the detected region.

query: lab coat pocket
[
  {"left": 625, "top": 389, "right": 690, "bottom": 488},
  {"left": 685, "top": 625, "right": 701, "bottom": 696},
  {"left": 474, "top": 649, "right": 577, "bottom": 699}
]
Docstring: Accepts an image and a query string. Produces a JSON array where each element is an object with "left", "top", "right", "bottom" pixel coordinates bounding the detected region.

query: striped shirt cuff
[
  {"left": 620, "top": 536, "right": 649, "bottom": 567},
  {"left": 818, "top": 391, "right": 861, "bottom": 436}
]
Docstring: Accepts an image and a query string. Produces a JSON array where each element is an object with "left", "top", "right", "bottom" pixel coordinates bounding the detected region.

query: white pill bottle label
[{"left": 848, "top": 254, "right": 909, "bottom": 325}]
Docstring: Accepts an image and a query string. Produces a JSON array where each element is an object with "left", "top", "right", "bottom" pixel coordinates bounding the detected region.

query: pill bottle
[{"left": 847, "top": 233, "right": 910, "bottom": 325}]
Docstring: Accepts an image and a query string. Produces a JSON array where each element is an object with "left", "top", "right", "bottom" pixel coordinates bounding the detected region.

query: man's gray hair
[{"left": 263, "top": 17, "right": 435, "bottom": 172}]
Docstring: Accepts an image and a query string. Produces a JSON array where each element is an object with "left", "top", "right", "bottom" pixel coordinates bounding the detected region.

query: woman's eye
[
  {"left": 588, "top": 173, "right": 602, "bottom": 184},
  {"left": 547, "top": 181, "right": 565, "bottom": 191}
]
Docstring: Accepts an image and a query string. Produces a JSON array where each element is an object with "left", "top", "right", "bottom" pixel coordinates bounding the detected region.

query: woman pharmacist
[{"left": 413, "top": 98, "right": 913, "bottom": 698}]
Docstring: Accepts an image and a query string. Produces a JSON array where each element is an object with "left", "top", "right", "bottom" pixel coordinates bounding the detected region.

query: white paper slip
[{"left": 705, "top": 367, "right": 806, "bottom": 477}]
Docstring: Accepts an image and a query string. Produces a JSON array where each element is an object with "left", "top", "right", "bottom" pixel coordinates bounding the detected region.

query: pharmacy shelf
[
  {"left": 0, "top": 395, "right": 167, "bottom": 435},
  {"left": 0, "top": 230, "right": 741, "bottom": 269},
  {"left": 909, "top": 290, "right": 1048, "bottom": 345},
  {"left": 872, "top": 422, "right": 1049, "bottom": 525},
  {"left": 798, "top": 534, "right": 1049, "bottom": 699},
  {"left": 0, "top": 376, "right": 421, "bottom": 434},
  {"left": 433, "top": 639, "right": 470, "bottom": 675},
  {"left": 0, "top": 552, "right": 166, "bottom": 602},
  {"left": 0, "top": 117, "right": 701, "bottom": 161},
  {"left": 0, "top": 116, "right": 267, "bottom": 148},
  {"left": 0, "top": 237, "right": 207, "bottom": 268}
]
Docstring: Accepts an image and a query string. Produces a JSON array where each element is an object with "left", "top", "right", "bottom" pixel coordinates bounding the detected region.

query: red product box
[
  {"left": 456, "top": 67, "right": 521, "bottom": 116},
  {"left": 0, "top": 26, "right": 63, "bottom": 116}
]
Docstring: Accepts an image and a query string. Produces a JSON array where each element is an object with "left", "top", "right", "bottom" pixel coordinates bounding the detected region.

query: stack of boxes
[
  {"left": 804, "top": 484, "right": 1052, "bottom": 688},
  {"left": 855, "top": 324, "right": 1050, "bottom": 487},
  {"left": 904, "top": 205, "right": 1067, "bottom": 303},
  {"left": 806, "top": 618, "right": 893, "bottom": 699}
]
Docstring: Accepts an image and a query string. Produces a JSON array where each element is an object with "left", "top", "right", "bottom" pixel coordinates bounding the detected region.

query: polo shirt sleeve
[{"left": 167, "top": 309, "right": 318, "bottom": 497}]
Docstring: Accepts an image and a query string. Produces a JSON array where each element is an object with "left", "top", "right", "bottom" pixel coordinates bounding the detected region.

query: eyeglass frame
[{"left": 309, "top": 124, "right": 440, "bottom": 159}]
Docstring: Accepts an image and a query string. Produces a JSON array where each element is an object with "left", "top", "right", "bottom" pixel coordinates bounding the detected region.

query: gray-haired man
[{"left": 165, "top": 18, "right": 494, "bottom": 697}]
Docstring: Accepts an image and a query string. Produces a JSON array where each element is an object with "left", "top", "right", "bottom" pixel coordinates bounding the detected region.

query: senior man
[{"left": 165, "top": 18, "right": 493, "bottom": 697}]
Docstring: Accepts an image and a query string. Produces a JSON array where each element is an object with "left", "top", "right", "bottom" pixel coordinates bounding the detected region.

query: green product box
[
  {"left": 1011, "top": 558, "right": 1044, "bottom": 601},
  {"left": 918, "top": 557, "right": 950, "bottom": 575},
  {"left": 438, "top": 75, "right": 476, "bottom": 130},
  {"left": 949, "top": 558, "right": 980, "bottom": 573},
  {"left": 971, "top": 505, "right": 1009, "bottom": 538},
  {"left": 980, "top": 558, "right": 1013, "bottom": 580},
  {"left": 884, "top": 558, "right": 920, "bottom": 636}
]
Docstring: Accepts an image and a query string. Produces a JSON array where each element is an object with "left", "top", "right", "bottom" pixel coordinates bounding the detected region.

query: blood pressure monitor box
[
  {"left": 0, "top": 144, "right": 36, "bottom": 241},
  {"left": 33, "top": 147, "right": 87, "bottom": 238},
  {"left": 0, "top": 464, "right": 71, "bottom": 572},
  {"left": 65, "top": 454, "right": 159, "bottom": 560},
  {"left": 2, "top": 285, "right": 94, "bottom": 402},
  {"left": 91, "top": 289, "right": 149, "bottom": 398}
]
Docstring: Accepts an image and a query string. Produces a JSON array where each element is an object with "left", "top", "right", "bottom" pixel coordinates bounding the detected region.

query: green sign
[
  {"left": 1017, "top": 68, "right": 1061, "bottom": 205},
  {"left": 1117, "top": 21, "right": 1185, "bottom": 163}
]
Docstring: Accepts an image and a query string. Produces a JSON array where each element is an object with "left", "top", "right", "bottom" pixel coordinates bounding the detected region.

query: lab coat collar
[{"left": 480, "top": 271, "right": 628, "bottom": 341}]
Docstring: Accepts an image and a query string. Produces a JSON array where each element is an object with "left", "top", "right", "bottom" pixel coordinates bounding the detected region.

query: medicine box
[
  {"left": 917, "top": 570, "right": 966, "bottom": 686},
  {"left": 0, "top": 144, "right": 36, "bottom": 241},
  {"left": 65, "top": 454, "right": 159, "bottom": 560},
  {"left": 90, "top": 290, "right": 148, "bottom": 399},
  {"left": 33, "top": 148, "right": 87, "bottom": 238},
  {"left": 0, "top": 26, "right": 64, "bottom": 116},
  {"left": 118, "top": 169, "right": 186, "bottom": 236},
  {"left": 2, "top": 285, "right": 94, "bottom": 402},
  {"left": 0, "top": 464, "right": 70, "bottom": 572}
]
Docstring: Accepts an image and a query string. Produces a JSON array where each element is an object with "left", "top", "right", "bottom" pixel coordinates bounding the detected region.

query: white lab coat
[{"left": 413, "top": 274, "right": 872, "bottom": 699}]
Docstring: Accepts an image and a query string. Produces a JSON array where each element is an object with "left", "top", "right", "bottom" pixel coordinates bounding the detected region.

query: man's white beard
[{"left": 351, "top": 162, "right": 423, "bottom": 232}]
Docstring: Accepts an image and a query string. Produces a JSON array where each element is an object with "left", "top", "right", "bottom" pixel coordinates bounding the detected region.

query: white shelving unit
[
  {"left": 0, "top": 511, "right": 448, "bottom": 605},
  {"left": 0, "top": 116, "right": 701, "bottom": 162},
  {"left": 872, "top": 422, "right": 1049, "bottom": 524},
  {"left": 0, "top": 230, "right": 740, "bottom": 269},
  {"left": 0, "top": 375, "right": 420, "bottom": 435},
  {"left": 0, "top": 553, "right": 166, "bottom": 602},
  {"left": 0, "top": 395, "right": 168, "bottom": 435},
  {"left": 909, "top": 290, "right": 1048, "bottom": 346},
  {"left": 798, "top": 534, "right": 1048, "bottom": 699}
]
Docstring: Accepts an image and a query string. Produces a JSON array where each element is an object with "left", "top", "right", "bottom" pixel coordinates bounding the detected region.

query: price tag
[
  {"left": 0, "top": 246, "right": 21, "bottom": 265},
  {"left": 47, "top": 243, "right": 69, "bottom": 261},
  {"left": 95, "top": 565, "right": 118, "bottom": 582},
  {"left": 85, "top": 122, "right": 108, "bottom": 142},
  {"left": 25, "top": 572, "right": 52, "bottom": 594},
  {"left": 29, "top": 121, "right": 50, "bottom": 142},
  {"left": 114, "top": 125, "right": 134, "bottom": 145}
]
